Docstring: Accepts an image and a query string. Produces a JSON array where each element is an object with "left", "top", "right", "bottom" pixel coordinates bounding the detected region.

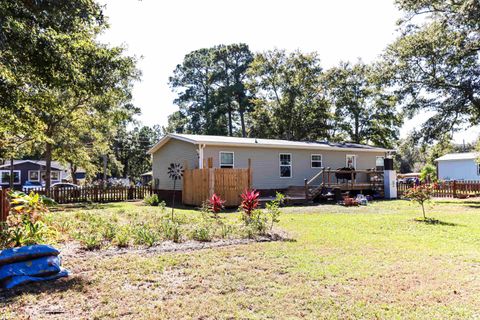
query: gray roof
[
  {"left": 0, "top": 160, "right": 86, "bottom": 173},
  {"left": 148, "top": 133, "right": 393, "bottom": 154},
  {"left": 435, "top": 152, "right": 479, "bottom": 161}
]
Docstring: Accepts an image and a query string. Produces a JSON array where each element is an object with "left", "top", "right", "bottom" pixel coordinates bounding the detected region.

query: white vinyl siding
[
  {"left": 192, "top": 145, "right": 386, "bottom": 189},
  {"left": 219, "top": 152, "right": 234, "bottom": 168},
  {"left": 311, "top": 154, "right": 323, "bottom": 168}
]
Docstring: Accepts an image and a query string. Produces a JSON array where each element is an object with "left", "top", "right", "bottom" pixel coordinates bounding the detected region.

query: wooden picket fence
[
  {"left": 398, "top": 181, "right": 480, "bottom": 198},
  {"left": 183, "top": 164, "right": 252, "bottom": 207},
  {"left": 26, "top": 185, "right": 152, "bottom": 204}
]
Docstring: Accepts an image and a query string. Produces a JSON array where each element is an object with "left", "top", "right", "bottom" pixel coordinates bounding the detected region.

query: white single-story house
[
  {"left": 147, "top": 134, "right": 392, "bottom": 196},
  {"left": 435, "top": 152, "right": 480, "bottom": 181}
]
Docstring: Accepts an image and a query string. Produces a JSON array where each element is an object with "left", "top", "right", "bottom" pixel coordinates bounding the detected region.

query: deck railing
[{"left": 304, "top": 168, "right": 384, "bottom": 199}]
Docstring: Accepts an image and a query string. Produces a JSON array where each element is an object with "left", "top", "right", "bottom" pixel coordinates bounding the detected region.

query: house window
[
  {"left": 311, "top": 154, "right": 323, "bottom": 168},
  {"left": 0, "top": 170, "right": 21, "bottom": 185},
  {"left": 51, "top": 171, "right": 60, "bottom": 181},
  {"left": 346, "top": 155, "right": 357, "bottom": 169},
  {"left": 40, "top": 170, "right": 61, "bottom": 181},
  {"left": 219, "top": 152, "right": 234, "bottom": 169},
  {"left": 376, "top": 156, "right": 385, "bottom": 171},
  {"left": 28, "top": 170, "right": 40, "bottom": 181},
  {"left": 280, "top": 153, "right": 292, "bottom": 178}
]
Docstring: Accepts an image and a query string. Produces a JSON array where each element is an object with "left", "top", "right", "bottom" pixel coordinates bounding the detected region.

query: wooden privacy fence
[
  {"left": 0, "top": 189, "right": 9, "bottom": 222},
  {"left": 398, "top": 181, "right": 480, "bottom": 198},
  {"left": 183, "top": 160, "right": 252, "bottom": 207},
  {"left": 28, "top": 185, "right": 152, "bottom": 204}
]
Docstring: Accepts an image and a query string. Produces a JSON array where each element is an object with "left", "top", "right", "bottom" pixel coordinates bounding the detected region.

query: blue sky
[{"left": 98, "top": 0, "right": 479, "bottom": 143}]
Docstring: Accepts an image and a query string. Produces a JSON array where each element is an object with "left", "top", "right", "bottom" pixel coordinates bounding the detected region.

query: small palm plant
[{"left": 167, "top": 163, "right": 183, "bottom": 220}]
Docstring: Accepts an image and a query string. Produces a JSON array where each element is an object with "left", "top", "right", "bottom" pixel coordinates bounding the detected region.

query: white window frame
[
  {"left": 0, "top": 170, "right": 21, "bottom": 185},
  {"left": 376, "top": 156, "right": 385, "bottom": 170},
  {"left": 219, "top": 151, "right": 234, "bottom": 169},
  {"left": 51, "top": 170, "right": 60, "bottom": 181},
  {"left": 279, "top": 153, "right": 292, "bottom": 178},
  {"left": 40, "top": 170, "right": 61, "bottom": 182},
  {"left": 28, "top": 170, "right": 40, "bottom": 182},
  {"left": 311, "top": 154, "right": 323, "bottom": 168},
  {"left": 346, "top": 154, "right": 357, "bottom": 169}
]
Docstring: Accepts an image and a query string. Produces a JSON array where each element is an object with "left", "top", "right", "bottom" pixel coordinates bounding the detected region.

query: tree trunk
[
  {"left": 9, "top": 157, "right": 14, "bottom": 189},
  {"left": 354, "top": 114, "right": 360, "bottom": 143},
  {"left": 240, "top": 109, "right": 246, "bottom": 138},
  {"left": 45, "top": 142, "right": 52, "bottom": 190},
  {"left": 228, "top": 103, "right": 233, "bottom": 136},
  {"left": 70, "top": 162, "right": 78, "bottom": 185}
]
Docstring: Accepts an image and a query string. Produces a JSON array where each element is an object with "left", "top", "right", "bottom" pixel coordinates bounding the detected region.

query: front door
[{"left": 346, "top": 155, "right": 357, "bottom": 169}]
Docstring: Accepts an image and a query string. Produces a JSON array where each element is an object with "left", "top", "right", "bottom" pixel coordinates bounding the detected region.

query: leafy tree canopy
[{"left": 385, "top": 0, "right": 480, "bottom": 142}]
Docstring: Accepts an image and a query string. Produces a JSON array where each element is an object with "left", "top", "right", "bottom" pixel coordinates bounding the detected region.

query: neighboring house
[
  {"left": 141, "top": 171, "right": 153, "bottom": 185},
  {"left": 148, "top": 134, "right": 391, "bottom": 195},
  {"left": 435, "top": 152, "right": 480, "bottom": 181},
  {"left": 0, "top": 160, "right": 86, "bottom": 188}
]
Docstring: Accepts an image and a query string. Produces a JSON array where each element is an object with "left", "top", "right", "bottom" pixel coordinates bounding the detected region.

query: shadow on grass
[
  {"left": 413, "top": 217, "right": 459, "bottom": 226},
  {"left": 434, "top": 200, "right": 480, "bottom": 205},
  {"left": 51, "top": 202, "right": 129, "bottom": 212},
  {"left": 0, "top": 276, "right": 87, "bottom": 302}
]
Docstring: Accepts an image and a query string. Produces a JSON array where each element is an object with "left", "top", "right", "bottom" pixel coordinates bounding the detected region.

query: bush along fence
[{"left": 398, "top": 181, "right": 480, "bottom": 198}]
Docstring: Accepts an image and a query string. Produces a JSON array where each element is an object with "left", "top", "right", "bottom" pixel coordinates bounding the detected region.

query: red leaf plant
[
  {"left": 240, "top": 189, "right": 260, "bottom": 221},
  {"left": 208, "top": 193, "right": 225, "bottom": 214}
]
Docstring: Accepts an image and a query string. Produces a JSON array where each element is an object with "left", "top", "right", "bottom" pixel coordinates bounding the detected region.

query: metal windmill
[{"left": 167, "top": 163, "right": 183, "bottom": 219}]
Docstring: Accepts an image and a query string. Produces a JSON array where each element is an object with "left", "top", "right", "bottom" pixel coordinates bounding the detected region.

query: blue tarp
[
  {"left": 0, "top": 245, "right": 59, "bottom": 266},
  {"left": 0, "top": 245, "right": 70, "bottom": 290},
  {"left": 0, "top": 256, "right": 61, "bottom": 281},
  {"left": 2, "top": 268, "right": 70, "bottom": 289}
]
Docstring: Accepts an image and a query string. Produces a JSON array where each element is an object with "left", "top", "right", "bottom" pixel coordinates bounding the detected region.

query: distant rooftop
[
  {"left": 0, "top": 160, "right": 86, "bottom": 173},
  {"left": 148, "top": 133, "right": 393, "bottom": 154},
  {"left": 435, "top": 152, "right": 479, "bottom": 161}
]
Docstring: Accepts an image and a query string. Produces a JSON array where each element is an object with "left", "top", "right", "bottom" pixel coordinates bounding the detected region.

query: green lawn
[{"left": 2, "top": 200, "right": 480, "bottom": 319}]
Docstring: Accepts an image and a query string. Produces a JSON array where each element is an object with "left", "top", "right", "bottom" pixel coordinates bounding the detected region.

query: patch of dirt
[{"left": 58, "top": 231, "right": 293, "bottom": 260}]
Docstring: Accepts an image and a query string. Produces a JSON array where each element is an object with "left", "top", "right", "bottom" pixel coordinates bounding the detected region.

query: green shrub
[
  {"left": 78, "top": 233, "right": 102, "bottom": 250},
  {"left": 192, "top": 224, "right": 213, "bottom": 242},
  {"left": 266, "top": 192, "right": 284, "bottom": 231},
  {"left": 161, "top": 219, "right": 182, "bottom": 243},
  {"left": 102, "top": 223, "right": 117, "bottom": 241},
  {"left": 144, "top": 194, "right": 161, "bottom": 206},
  {"left": 218, "top": 221, "right": 234, "bottom": 239},
  {"left": 114, "top": 226, "right": 130, "bottom": 248},
  {"left": 133, "top": 225, "right": 158, "bottom": 247}
]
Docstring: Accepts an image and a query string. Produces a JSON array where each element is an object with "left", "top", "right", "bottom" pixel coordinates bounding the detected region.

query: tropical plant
[
  {"left": 404, "top": 185, "right": 434, "bottom": 220},
  {"left": 420, "top": 164, "right": 437, "bottom": 184},
  {"left": 207, "top": 193, "right": 225, "bottom": 218},
  {"left": 1, "top": 191, "right": 54, "bottom": 248},
  {"left": 240, "top": 189, "right": 260, "bottom": 224}
]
